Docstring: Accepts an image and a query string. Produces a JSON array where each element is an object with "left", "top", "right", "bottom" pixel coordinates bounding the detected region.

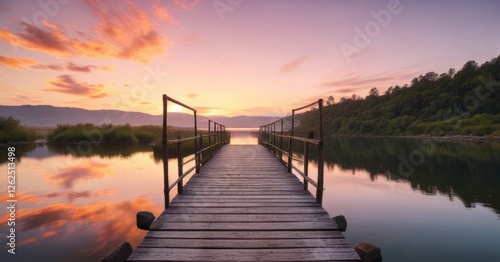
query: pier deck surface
[{"left": 128, "top": 145, "right": 361, "bottom": 261}]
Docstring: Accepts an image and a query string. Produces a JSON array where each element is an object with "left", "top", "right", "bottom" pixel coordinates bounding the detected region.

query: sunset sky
[{"left": 1, "top": 0, "right": 499, "bottom": 117}]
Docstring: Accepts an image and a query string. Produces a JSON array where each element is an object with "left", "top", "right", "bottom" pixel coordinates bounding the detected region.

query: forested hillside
[{"left": 299, "top": 55, "right": 500, "bottom": 136}]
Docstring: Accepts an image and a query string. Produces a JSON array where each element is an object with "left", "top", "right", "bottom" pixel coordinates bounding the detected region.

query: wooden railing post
[
  {"left": 303, "top": 141, "right": 309, "bottom": 191},
  {"left": 272, "top": 123, "right": 276, "bottom": 156},
  {"left": 194, "top": 111, "right": 199, "bottom": 173},
  {"left": 199, "top": 133, "right": 203, "bottom": 165},
  {"left": 287, "top": 112, "right": 294, "bottom": 173},
  {"left": 177, "top": 137, "right": 183, "bottom": 194},
  {"left": 162, "top": 94, "right": 170, "bottom": 209},
  {"left": 208, "top": 120, "right": 212, "bottom": 159},
  {"left": 316, "top": 99, "right": 324, "bottom": 205},
  {"left": 280, "top": 119, "right": 284, "bottom": 163}
]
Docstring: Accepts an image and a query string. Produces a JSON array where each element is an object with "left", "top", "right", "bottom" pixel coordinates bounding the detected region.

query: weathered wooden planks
[{"left": 128, "top": 145, "right": 360, "bottom": 261}]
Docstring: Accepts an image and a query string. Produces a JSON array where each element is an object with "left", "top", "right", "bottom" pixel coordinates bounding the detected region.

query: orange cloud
[
  {"left": 153, "top": 4, "right": 173, "bottom": 22},
  {"left": 0, "top": 55, "right": 111, "bottom": 72},
  {"left": 45, "top": 75, "right": 110, "bottom": 98},
  {"left": 85, "top": 0, "right": 167, "bottom": 62},
  {"left": 0, "top": 4, "right": 168, "bottom": 63},
  {"left": 0, "top": 21, "right": 72, "bottom": 55},
  {"left": 0, "top": 55, "right": 36, "bottom": 69},
  {"left": 279, "top": 55, "right": 308, "bottom": 73}
]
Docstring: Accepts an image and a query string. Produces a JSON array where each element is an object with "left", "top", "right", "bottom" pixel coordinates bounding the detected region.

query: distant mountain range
[{"left": 0, "top": 105, "right": 280, "bottom": 128}]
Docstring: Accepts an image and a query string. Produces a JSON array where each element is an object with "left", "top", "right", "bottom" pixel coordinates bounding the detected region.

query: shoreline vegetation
[{"left": 297, "top": 55, "right": 500, "bottom": 138}]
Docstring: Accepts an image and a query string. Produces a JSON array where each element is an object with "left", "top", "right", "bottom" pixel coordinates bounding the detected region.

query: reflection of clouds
[
  {"left": 19, "top": 203, "right": 72, "bottom": 231},
  {"left": 18, "top": 238, "right": 37, "bottom": 247},
  {"left": 46, "top": 162, "right": 111, "bottom": 188},
  {"left": 0, "top": 192, "right": 39, "bottom": 203},
  {"left": 0, "top": 197, "right": 161, "bottom": 256},
  {"left": 46, "top": 189, "right": 116, "bottom": 201},
  {"left": 73, "top": 198, "right": 162, "bottom": 255}
]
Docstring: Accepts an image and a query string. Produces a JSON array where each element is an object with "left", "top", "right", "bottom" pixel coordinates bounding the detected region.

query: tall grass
[
  {"left": 0, "top": 116, "right": 36, "bottom": 143},
  {"left": 46, "top": 124, "right": 210, "bottom": 144}
]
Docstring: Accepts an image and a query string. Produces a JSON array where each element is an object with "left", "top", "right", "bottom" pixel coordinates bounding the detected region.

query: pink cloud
[
  {"left": 279, "top": 55, "right": 308, "bottom": 73},
  {"left": 45, "top": 75, "right": 110, "bottom": 98}
]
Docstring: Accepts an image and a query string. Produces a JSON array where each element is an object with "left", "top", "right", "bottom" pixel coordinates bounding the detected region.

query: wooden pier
[
  {"left": 120, "top": 95, "right": 363, "bottom": 261},
  {"left": 128, "top": 144, "right": 361, "bottom": 261}
]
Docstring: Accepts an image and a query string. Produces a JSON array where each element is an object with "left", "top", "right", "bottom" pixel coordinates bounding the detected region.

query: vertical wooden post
[
  {"left": 303, "top": 141, "right": 309, "bottom": 191},
  {"left": 280, "top": 119, "right": 284, "bottom": 163},
  {"left": 162, "top": 95, "right": 170, "bottom": 209},
  {"left": 177, "top": 137, "right": 183, "bottom": 194},
  {"left": 258, "top": 127, "right": 261, "bottom": 144},
  {"left": 208, "top": 120, "right": 212, "bottom": 159},
  {"left": 194, "top": 111, "right": 199, "bottom": 173},
  {"left": 316, "top": 99, "right": 324, "bottom": 205},
  {"left": 272, "top": 123, "right": 276, "bottom": 156},
  {"left": 287, "top": 112, "right": 295, "bottom": 173},
  {"left": 219, "top": 124, "right": 222, "bottom": 149},
  {"left": 199, "top": 133, "right": 203, "bottom": 165}
]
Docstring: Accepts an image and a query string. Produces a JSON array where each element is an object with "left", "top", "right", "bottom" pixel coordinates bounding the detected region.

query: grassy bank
[
  {"left": 0, "top": 116, "right": 36, "bottom": 143},
  {"left": 46, "top": 123, "right": 224, "bottom": 144},
  {"left": 47, "top": 124, "right": 191, "bottom": 144}
]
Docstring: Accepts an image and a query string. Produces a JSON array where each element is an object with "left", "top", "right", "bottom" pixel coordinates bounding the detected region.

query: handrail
[
  {"left": 162, "top": 94, "right": 229, "bottom": 208},
  {"left": 258, "top": 99, "right": 324, "bottom": 204}
]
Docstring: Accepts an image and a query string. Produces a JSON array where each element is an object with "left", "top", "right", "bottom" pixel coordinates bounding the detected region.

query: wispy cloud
[
  {"left": 279, "top": 55, "right": 308, "bottom": 73},
  {"left": 0, "top": 55, "right": 36, "bottom": 69},
  {"left": 31, "top": 63, "right": 65, "bottom": 71},
  {"left": 0, "top": 0, "right": 174, "bottom": 63},
  {"left": 173, "top": 0, "right": 198, "bottom": 9},
  {"left": 0, "top": 55, "right": 110, "bottom": 72},
  {"left": 153, "top": 2, "right": 173, "bottom": 22},
  {"left": 86, "top": 0, "right": 167, "bottom": 62},
  {"left": 187, "top": 93, "right": 198, "bottom": 98},
  {"left": 318, "top": 75, "right": 394, "bottom": 88},
  {"left": 316, "top": 70, "right": 422, "bottom": 96},
  {"left": 45, "top": 75, "right": 110, "bottom": 98}
]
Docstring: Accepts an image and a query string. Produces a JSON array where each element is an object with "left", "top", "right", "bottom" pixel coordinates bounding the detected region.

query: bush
[{"left": 0, "top": 116, "right": 36, "bottom": 143}]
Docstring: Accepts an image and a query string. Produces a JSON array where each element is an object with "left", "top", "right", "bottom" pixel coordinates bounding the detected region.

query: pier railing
[
  {"left": 161, "top": 94, "right": 228, "bottom": 208},
  {"left": 258, "top": 99, "right": 324, "bottom": 204}
]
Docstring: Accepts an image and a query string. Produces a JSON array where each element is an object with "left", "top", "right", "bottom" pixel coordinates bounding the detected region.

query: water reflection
[
  {"left": 1, "top": 135, "right": 499, "bottom": 261},
  {"left": 0, "top": 145, "right": 165, "bottom": 262},
  {"left": 228, "top": 128, "right": 258, "bottom": 144},
  {"left": 319, "top": 137, "right": 500, "bottom": 215}
]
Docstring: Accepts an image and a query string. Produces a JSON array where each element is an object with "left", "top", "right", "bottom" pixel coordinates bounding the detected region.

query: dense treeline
[
  {"left": 0, "top": 116, "right": 37, "bottom": 143},
  {"left": 298, "top": 55, "right": 500, "bottom": 136}
]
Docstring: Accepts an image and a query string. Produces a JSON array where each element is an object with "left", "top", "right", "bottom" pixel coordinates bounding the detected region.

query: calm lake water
[{"left": 1, "top": 129, "right": 499, "bottom": 261}]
